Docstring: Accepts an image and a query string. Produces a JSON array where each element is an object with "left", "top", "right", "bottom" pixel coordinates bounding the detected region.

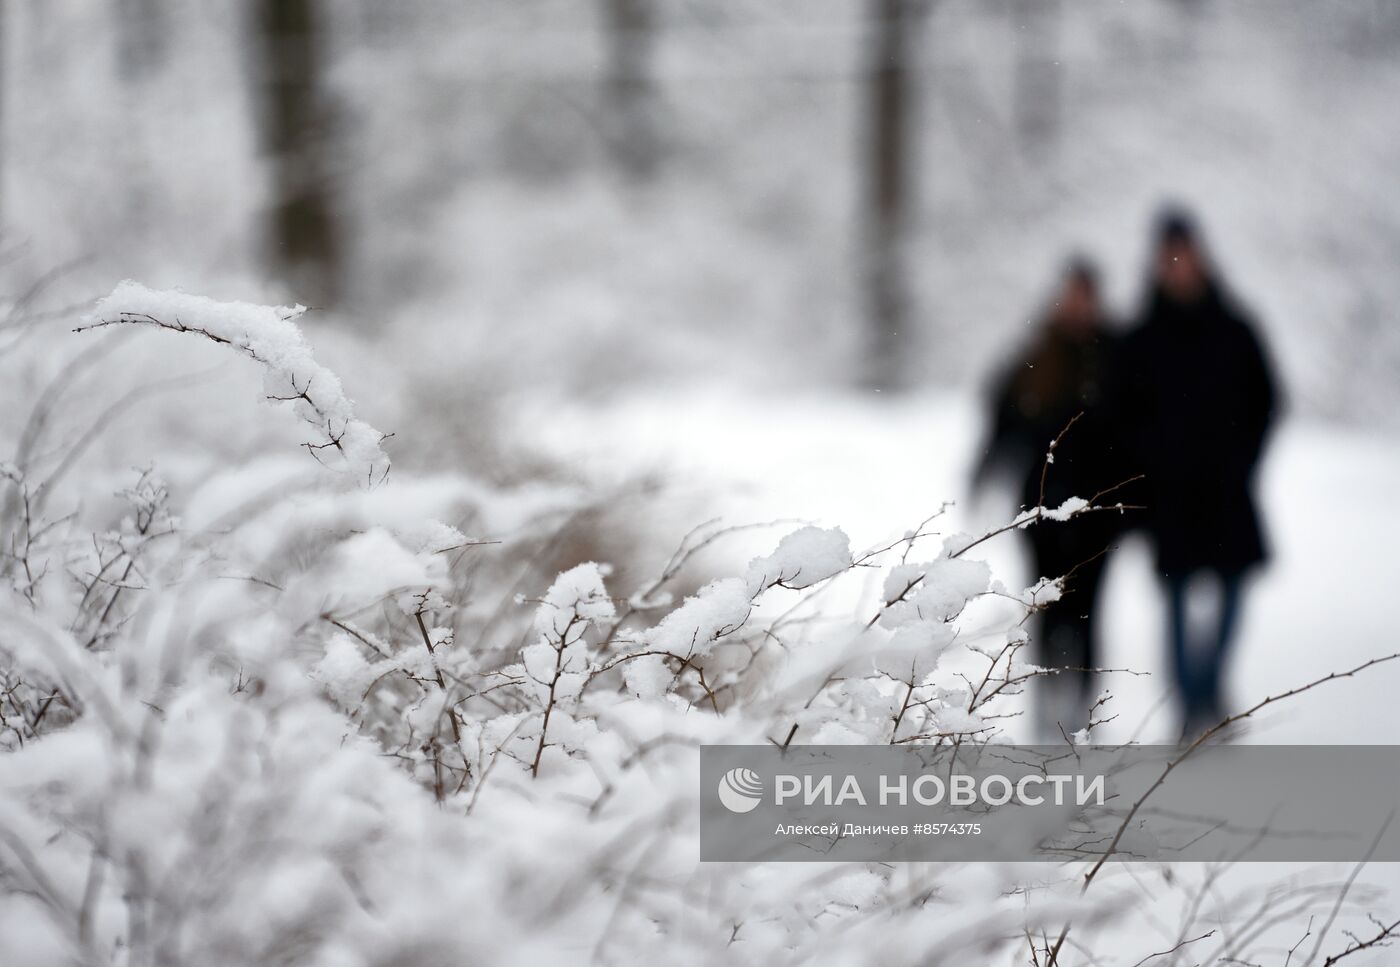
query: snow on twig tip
[{"left": 78, "top": 281, "right": 391, "bottom": 485}]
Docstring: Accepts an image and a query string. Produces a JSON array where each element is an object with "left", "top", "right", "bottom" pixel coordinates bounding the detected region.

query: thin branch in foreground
[
  {"left": 1129, "top": 929, "right": 1215, "bottom": 967},
  {"left": 1305, "top": 810, "right": 1396, "bottom": 966},
  {"left": 1321, "top": 915, "right": 1400, "bottom": 966},
  {"left": 1044, "top": 650, "right": 1400, "bottom": 967}
]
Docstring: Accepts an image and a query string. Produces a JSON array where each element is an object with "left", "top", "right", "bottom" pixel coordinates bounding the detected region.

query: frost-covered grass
[{"left": 1, "top": 286, "right": 1396, "bottom": 965}]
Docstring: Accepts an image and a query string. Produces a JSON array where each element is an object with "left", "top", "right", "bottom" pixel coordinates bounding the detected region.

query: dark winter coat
[
  {"left": 1114, "top": 284, "right": 1278, "bottom": 577},
  {"left": 975, "top": 322, "right": 1126, "bottom": 576}
]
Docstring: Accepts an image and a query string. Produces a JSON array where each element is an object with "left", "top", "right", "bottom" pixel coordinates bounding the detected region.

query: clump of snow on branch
[
  {"left": 873, "top": 549, "right": 991, "bottom": 681},
  {"left": 1018, "top": 496, "right": 1089, "bottom": 525},
  {"left": 640, "top": 576, "right": 753, "bottom": 659},
  {"left": 80, "top": 281, "right": 391, "bottom": 484},
  {"left": 633, "top": 525, "right": 850, "bottom": 666},
  {"left": 743, "top": 524, "right": 851, "bottom": 592}
]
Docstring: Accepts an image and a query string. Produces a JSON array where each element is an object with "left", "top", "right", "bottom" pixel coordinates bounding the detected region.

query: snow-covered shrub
[{"left": 0, "top": 284, "right": 1386, "bottom": 966}]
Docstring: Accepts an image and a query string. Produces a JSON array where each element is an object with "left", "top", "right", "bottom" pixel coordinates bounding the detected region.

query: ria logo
[{"left": 717, "top": 767, "right": 764, "bottom": 813}]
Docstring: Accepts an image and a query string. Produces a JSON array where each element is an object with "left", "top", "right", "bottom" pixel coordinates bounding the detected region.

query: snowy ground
[{"left": 522, "top": 387, "right": 1400, "bottom": 746}]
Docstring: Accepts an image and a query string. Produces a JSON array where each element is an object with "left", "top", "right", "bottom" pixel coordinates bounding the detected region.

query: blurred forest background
[
  {"left": 5, "top": 2, "right": 1400, "bottom": 749},
  {"left": 7, "top": 0, "right": 1400, "bottom": 419}
]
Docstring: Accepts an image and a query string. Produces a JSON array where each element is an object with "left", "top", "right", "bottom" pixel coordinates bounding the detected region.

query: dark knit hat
[{"left": 1156, "top": 205, "right": 1199, "bottom": 245}]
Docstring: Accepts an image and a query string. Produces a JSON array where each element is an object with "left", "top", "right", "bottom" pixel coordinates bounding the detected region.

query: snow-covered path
[{"left": 526, "top": 388, "right": 1400, "bottom": 745}]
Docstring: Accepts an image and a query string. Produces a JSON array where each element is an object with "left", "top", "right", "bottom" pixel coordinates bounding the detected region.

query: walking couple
[{"left": 976, "top": 209, "right": 1279, "bottom": 740}]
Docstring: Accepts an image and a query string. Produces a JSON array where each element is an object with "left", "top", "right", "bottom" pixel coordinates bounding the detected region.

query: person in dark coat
[
  {"left": 1116, "top": 209, "right": 1279, "bottom": 738},
  {"left": 975, "top": 258, "right": 1126, "bottom": 730}
]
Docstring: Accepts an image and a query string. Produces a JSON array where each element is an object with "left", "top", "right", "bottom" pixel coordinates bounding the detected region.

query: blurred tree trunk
[
  {"left": 252, "top": 0, "right": 341, "bottom": 308},
  {"left": 862, "top": 0, "right": 927, "bottom": 391},
  {"left": 602, "top": 0, "right": 660, "bottom": 180},
  {"left": 1011, "top": 0, "right": 1060, "bottom": 164},
  {"left": 113, "top": 0, "right": 167, "bottom": 244},
  {"left": 116, "top": 0, "right": 167, "bottom": 79}
]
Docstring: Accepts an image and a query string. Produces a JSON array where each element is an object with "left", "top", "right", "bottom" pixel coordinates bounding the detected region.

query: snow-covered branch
[{"left": 78, "top": 281, "right": 391, "bottom": 485}]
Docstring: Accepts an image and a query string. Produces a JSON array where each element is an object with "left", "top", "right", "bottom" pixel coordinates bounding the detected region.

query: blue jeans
[{"left": 1166, "top": 571, "right": 1243, "bottom": 727}]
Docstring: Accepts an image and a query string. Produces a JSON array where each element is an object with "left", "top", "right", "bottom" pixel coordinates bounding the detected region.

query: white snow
[
  {"left": 532, "top": 562, "right": 615, "bottom": 638},
  {"left": 641, "top": 576, "right": 753, "bottom": 659},
  {"left": 743, "top": 524, "right": 851, "bottom": 593}
]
